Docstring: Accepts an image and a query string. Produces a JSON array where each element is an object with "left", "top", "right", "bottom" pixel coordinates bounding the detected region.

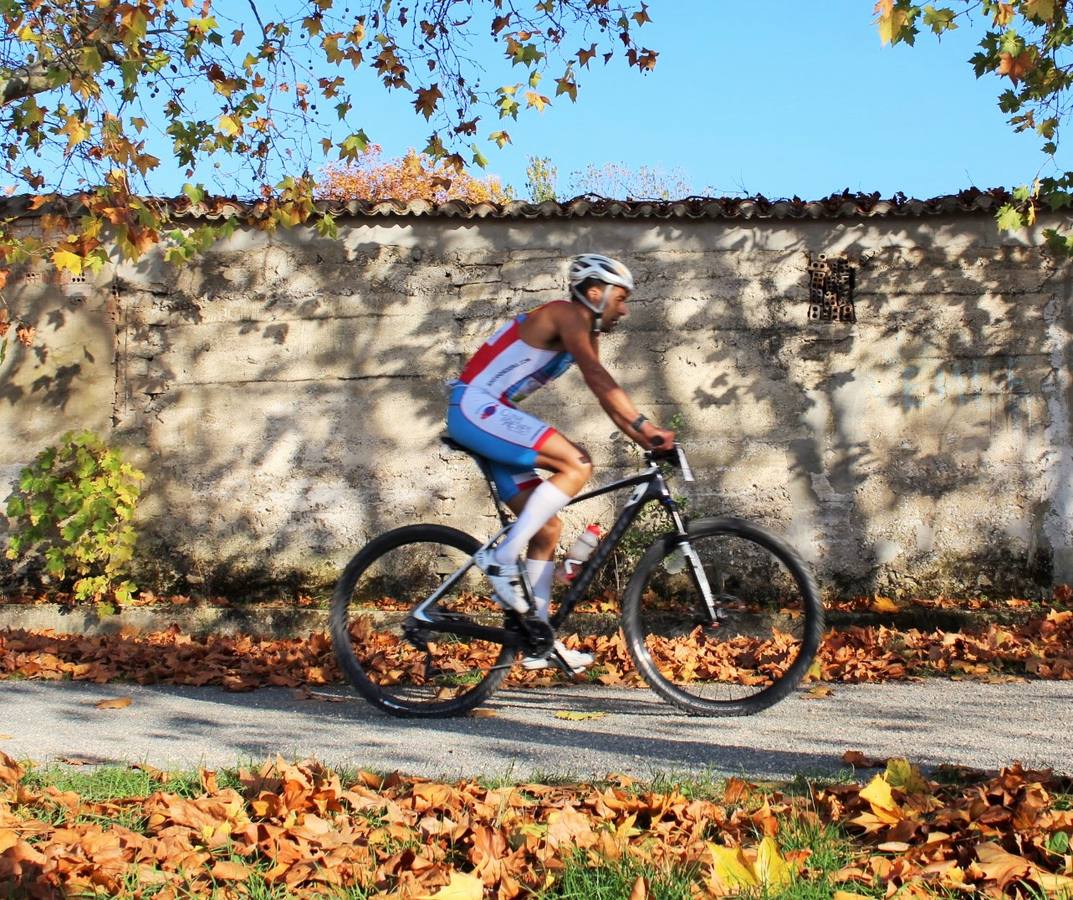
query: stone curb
[
  {"left": 0, "top": 604, "right": 330, "bottom": 639},
  {"left": 0, "top": 603, "right": 995, "bottom": 640}
]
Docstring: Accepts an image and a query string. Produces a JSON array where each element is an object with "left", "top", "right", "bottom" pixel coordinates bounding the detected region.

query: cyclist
[{"left": 446, "top": 253, "right": 675, "bottom": 672}]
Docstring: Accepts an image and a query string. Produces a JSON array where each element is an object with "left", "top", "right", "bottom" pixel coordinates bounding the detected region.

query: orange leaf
[
  {"left": 211, "top": 859, "right": 252, "bottom": 881},
  {"left": 972, "top": 841, "right": 1033, "bottom": 888},
  {"left": 94, "top": 696, "right": 133, "bottom": 709},
  {"left": 628, "top": 874, "right": 648, "bottom": 900}
]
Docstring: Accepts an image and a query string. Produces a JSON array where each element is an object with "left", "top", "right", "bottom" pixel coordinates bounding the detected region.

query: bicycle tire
[
  {"left": 622, "top": 517, "right": 823, "bottom": 716},
  {"left": 330, "top": 524, "right": 515, "bottom": 717}
]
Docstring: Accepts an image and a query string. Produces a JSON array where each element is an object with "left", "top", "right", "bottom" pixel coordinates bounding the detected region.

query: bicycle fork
[{"left": 665, "top": 506, "right": 726, "bottom": 626}]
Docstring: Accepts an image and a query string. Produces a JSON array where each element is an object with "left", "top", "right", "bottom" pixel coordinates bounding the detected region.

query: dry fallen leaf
[
  {"left": 870, "top": 597, "right": 902, "bottom": 614},
  {"left": 469, "top": 709, "right": 497, "bottom": 718},
  {"left": 210, "top": 859, "right": 252, "bottom": 882},
  {"left": 94, "top": 696, "right": 132, "bottom": 710},
  {"left": 841, "top": 750, "right": 885, "bottom": 768},
  {"left": 417, "top": 869, "right": 484, "bottom": 899},
  {"left": 806, "top": 685, "right": 833, "bottom": 699},
  {"left": 554, "top": 710, "right": 608, "bottom": 720},
  {"left": 628, "top": 874, "right": 648, "bottom": 900}
]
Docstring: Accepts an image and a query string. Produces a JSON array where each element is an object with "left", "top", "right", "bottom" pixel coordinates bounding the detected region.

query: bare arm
[{"left": 553, "top": 303, "right": 674, "bottom": 449}]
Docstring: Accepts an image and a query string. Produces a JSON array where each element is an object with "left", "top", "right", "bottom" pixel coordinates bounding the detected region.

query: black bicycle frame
[
  {"left": 409, "top": 458, "right": 690, "bottom": 646},
  {"left": 547, "top": 464, "right": 686, "bottom": 629}
]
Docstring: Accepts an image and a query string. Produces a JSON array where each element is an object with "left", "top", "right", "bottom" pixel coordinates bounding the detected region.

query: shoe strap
[{"left": 485, "top": 561, "right": 519, "bottom": 580}]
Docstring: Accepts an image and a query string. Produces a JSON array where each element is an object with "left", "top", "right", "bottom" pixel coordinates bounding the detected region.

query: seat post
[{"left": 441, "top": 436, "right": 513, "bottom": 528}]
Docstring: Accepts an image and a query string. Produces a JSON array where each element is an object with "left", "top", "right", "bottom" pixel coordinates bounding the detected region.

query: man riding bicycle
[{"left": 446, "top": 253, "right": 675, "bottom": 672}]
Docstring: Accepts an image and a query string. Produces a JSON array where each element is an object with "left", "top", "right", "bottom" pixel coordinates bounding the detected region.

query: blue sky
[
  {"left": 291, "top": 0, "right": 1057, "bottom": 201},
  {"left": 44, "top": 1, "right": 1058, "bottom": 202},
  {"left": 434, "top": 1, "right": 1055, "bottom": 201}
]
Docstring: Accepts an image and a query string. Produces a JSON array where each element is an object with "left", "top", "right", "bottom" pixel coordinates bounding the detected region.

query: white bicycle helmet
[{"left": 567, "top": 253, "right": 634, "bottom": 333}]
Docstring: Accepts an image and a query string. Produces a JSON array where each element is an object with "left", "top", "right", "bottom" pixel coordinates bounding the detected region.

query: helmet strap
[{"left": 571, "top": 283, "right": 612, "bottom": 334}]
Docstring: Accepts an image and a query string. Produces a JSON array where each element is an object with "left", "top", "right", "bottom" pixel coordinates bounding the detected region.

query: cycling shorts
[{"left": 446, "top": 383, "right": 557, "bottom": 501}]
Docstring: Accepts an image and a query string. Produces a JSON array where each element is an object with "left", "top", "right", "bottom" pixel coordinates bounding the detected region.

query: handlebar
[{"left": 643, "top": 442, "right": 695, "bottom": 482}]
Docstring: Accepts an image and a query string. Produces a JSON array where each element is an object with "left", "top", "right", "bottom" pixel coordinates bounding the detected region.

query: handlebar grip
[{"left": 649, "top": 435, "right": 665, "bottom": 447}]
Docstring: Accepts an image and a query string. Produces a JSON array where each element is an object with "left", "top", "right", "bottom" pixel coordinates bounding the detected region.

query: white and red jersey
[{"left": 457, "top": 302, "right": 574, "bottom": 404}]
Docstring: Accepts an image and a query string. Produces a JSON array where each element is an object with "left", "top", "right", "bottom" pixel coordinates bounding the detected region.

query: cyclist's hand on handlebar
[{"left": 640, "top": 424, "right": 675, "bottom": 451}]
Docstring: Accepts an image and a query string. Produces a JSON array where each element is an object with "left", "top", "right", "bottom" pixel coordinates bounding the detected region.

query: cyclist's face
[{"left": 601, "top": 287, "right": 630, "bottom": 331}]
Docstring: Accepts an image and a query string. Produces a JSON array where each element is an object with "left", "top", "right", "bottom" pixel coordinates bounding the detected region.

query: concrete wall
[{"left": 2, "top": 210, "right": 1071, "bottom": 597}]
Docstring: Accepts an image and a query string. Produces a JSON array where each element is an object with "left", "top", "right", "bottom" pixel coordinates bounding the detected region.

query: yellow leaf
[
  {"left": 707, "top": 844, "right": 758, "bottom": 890},
  {"left": 859, "top": 774, "right": 903, "bottom": 822},
  {"left": 1036, "top": 872, "right": 1073, "bottom": 893},
  {"left": 754, "top": 836, "right": 792, "bottom": 888},
  {"left": 525, "top": 90, "right": 550, "bottom": 112},
  {"left": 218, "top": 115, "right": 241, "bottom": 136},
  {"left": 883, "top": 758, "right": 929, "bottom": 795},
  {"left": 61, "top": 116, "right": 91, "bottom": 149},
  {"left": 833, "top": 893, "right": 875, "bottom": 900},
  {"left": 418, "top": 869, "right": 484, "bottom": 900},
  {"left": 877, "top": 8, "right": 909, "bottom": 44},
  {"left": 52, "top": 247, "right": 84, "bottom": 275},
  {"left": 554, "top": 711, "right": 608, "bottom": 720}
]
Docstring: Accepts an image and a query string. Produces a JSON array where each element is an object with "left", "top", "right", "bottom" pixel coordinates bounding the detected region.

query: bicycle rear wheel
[
  {"left": 622, "top": 517, "right": 823, "bottom": 716},
  {"left": 330, "top": 524, "right": 515, "bottom": 717}
]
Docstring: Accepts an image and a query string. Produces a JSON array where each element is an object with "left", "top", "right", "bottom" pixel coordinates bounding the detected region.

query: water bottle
[{"left": 555, "top": 524, "right": 602, "bottom": 584}]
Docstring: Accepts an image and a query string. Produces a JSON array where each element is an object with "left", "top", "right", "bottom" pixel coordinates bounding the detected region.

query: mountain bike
[{"left": 330, "top": 439, "right": 823, "bottom": 718}]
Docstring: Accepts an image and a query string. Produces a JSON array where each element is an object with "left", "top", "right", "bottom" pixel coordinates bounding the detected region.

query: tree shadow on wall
[{"left": 88, "top": 212, "right": 1073, "bottom": 600}]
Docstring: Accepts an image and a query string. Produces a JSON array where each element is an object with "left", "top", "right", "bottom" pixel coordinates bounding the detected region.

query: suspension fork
[{"left": 664, "top": 500, "right": 722, "bottom": 623}]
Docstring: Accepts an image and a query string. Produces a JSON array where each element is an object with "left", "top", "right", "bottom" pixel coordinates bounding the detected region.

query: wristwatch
[{"left": 630, "top": 414, "right": 649, "bottom": 432}]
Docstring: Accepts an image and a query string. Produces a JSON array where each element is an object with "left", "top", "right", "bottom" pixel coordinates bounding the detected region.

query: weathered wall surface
[{"left": 2, "top": 210, "right": 1071, "bottom": 597}]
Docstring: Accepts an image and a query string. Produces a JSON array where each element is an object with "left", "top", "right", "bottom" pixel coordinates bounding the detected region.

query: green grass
[
  {"left": 540, "top": 853, "right": 702, "bottom": 900},
  {"left": 20, "top": 763, "right": 219, "bottom": 800}
]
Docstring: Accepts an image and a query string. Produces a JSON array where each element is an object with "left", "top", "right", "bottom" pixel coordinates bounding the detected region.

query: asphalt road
[{"left": 1, "top": 678, "right": 1070, "bottom": 780}]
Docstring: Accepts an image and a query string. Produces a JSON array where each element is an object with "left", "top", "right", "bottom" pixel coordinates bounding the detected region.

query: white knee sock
[
  {"left": 526, "top": 558, "right": 556, "bottom": 621},
  {"left": 494, "top": 480, "right": 572, "bottom": 565}
]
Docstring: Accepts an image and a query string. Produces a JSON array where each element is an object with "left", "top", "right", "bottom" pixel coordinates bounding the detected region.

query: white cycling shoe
[
  {"left": 473, "top": 547, "right": 529, "bottom": 614},
  {"left": 522, "top": 640, "right": 595, "bottom": 673}
]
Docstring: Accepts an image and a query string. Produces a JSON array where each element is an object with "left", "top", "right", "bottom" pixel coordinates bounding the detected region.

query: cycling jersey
[
  {"left": 447, "top": 302, "right": 575, "bottom": 500},
  {"left": 458, "top": 302, "right": 575, "bottom": 403}
]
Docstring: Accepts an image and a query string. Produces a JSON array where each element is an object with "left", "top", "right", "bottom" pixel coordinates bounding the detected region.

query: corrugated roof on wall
[{"left": 0, "top": 187, "right": 1012, "bottom": 222}]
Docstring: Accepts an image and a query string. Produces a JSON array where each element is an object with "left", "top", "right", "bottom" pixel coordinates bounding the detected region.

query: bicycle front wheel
[
  {"left": 330, "top": 524, "right": 515, "bottom": 717},
  {"left": 622, "top": 517, "right": 823, "bottom": 716}
]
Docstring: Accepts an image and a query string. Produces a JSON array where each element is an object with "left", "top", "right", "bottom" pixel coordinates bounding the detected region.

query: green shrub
[{"left": 5, "top": 431, "right": 144, "bottom": 604}]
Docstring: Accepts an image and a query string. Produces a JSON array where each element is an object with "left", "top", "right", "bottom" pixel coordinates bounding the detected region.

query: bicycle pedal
[
  {"left": 547, "top": 651, "right": 584, "bottom": 678},
  {"left": 516, "top": 615, "right": 555, "bottom": 652}
]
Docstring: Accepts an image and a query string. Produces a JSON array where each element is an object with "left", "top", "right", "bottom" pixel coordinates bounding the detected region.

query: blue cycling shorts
[{"left": 446, "top": 383, "right": 556, "bottom": 501}]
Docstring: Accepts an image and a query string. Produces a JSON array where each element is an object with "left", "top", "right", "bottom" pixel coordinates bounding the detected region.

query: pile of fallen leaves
[
  {"left": 818, "top": 608, "right": 1073, "bottom": 683},
  {"left": 1, "top": 608, "right": 1071, "bottom": 693},
  {"left": 0, "top": 627, "right": 343, "bottom": 692},
  {"left": 823, "top": 755, "right": 1073, "bottom": 896},
  {"left": 0, "top": 752, "right": 1070, "bottom": 897}
]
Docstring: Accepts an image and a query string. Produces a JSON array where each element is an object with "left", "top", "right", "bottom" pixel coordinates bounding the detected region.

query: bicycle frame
[{"left": 410, "top": 445, "right": 719, "bottom": 648}]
